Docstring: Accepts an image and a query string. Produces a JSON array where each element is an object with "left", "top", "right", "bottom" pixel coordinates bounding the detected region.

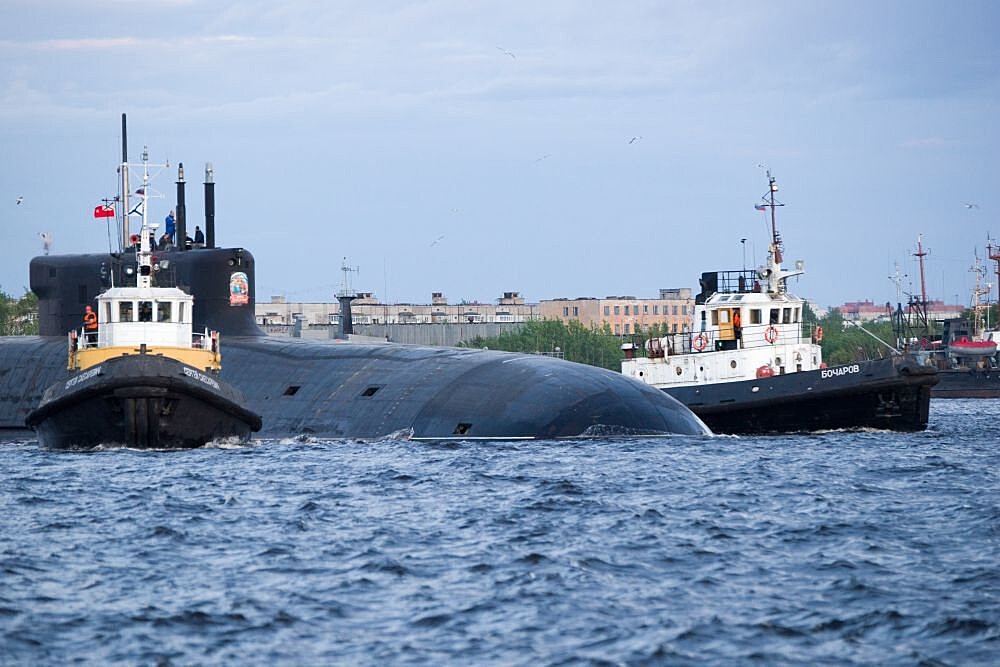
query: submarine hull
[
  {"left": 4, "top": 247, "right": 710, "bottom": 441},
  {"left": 24, "top": 354, "right": 262, "bottom": 449}
]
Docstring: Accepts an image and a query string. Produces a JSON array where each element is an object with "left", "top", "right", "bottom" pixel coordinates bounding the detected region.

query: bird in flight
[
  {"left": 16, "top": 195, "right": 23, "bottom": 205},
  {"left": 534, "top": 154, "right": 551, "bottom": 163},
  {"left": 430, "top": 234, "right": 445, "bottom": 247},
  {"left": 628, "top": 136, "right": 642, "bottom": 144},
  {"left": 39, "top": 232, "right": 52, "bottom": 254},
  {"left": 965, "top": 203, "right": 980, "bottom": 209},
  {"left": 496, "top": 46, "right": 516, "bottom": 59}
]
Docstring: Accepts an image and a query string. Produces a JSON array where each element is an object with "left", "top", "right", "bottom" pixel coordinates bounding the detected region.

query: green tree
[
  {"left": 459, "top": 319, "right": 626, "bottom": 370},
  {"left": 0, "top": 288, "right": 39, "bottom": 336}
]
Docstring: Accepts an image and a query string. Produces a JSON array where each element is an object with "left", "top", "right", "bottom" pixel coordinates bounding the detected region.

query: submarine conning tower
[{"left": 30, "top": 161, "right": 263, "bottom": 338}]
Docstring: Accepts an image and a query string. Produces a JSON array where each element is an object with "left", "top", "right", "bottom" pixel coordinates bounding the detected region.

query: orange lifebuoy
[
  {"left": 764, "top": 325, "right": 778, "bottom": 344},
  {"left": 693, "top": 333, "right": 708, "bottom": 351},
  {"left": 756, "top": 365, "right": 775, "bottom": 378},
  {"left": 814, "top": 325, "right": 823, "bottom": 343}
]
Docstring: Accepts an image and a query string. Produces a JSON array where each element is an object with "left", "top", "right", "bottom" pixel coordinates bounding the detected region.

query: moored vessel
[
  {"left": 25, "top": 149, "right": 262, "bottom": 448},
  {"left": 621, "top": 171, "right": 938, "bottom": 434}
]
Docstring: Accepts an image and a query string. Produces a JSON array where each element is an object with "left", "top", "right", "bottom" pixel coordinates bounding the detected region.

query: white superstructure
[{"left": 622, "top": 171, "right": 824, "bottom": 388}]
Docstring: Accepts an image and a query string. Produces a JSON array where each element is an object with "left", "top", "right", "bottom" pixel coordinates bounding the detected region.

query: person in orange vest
[
  {"left": 83, "top": 305, "right": 98, "bottom": 345},
  {"left": 733, "top": 308, "right": 743, "bottom": 347}
]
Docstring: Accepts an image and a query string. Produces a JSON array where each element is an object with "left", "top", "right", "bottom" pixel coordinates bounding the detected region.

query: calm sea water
[{"left": 1, "top": 399, "right": 998, "bottom": 666}]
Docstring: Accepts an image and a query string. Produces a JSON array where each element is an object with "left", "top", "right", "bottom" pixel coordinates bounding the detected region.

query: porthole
[
  {"left": 675, "top": 367, "right": 683, "bottom": 376},
  {"left": 730, "top": 360, "right": 737, "bottom": 369}
]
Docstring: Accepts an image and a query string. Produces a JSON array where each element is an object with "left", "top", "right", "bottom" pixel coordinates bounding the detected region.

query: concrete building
[
  {"left": 256, "top": 291, "right": 539, "bottom": 333},
  {"left": 538, "top": 288, "right": 695, "bottom": 336},
  {"left": 837, "top": 299, "right": 964, "bottom": 322}
]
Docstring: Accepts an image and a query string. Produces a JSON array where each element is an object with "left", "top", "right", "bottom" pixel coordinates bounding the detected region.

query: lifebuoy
[
  {"left": 693, "top": 333, "right": 708, "bottom": 351},
  {"left": 814, "top": 325, "right": 823, "bottom": 342},
  {"left": 756, "top": 365, "right": 775, "bottom": 379},
  {"left": 764, "top": 325, "right": 778, "bottom": 344}
]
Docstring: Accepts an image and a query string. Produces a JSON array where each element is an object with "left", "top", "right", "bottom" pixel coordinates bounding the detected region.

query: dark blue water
[{"left": 2, "top": 400, "right": 998, "bottom": 666}]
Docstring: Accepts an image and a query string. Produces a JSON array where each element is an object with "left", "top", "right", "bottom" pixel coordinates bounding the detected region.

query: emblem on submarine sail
[{"left": 229, "top": 271, "right": 249, "bottom": 306}]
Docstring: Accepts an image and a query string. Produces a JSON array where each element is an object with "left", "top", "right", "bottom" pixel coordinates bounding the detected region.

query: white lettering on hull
[
  {"left": 183, "top": 366, "right": 221, "bottom": 390},
  {"left": 821, "top": 364, "right": 860, "bottom": 379},
  {"left": 66, "top": 366, "right": 102, "bottom": 389}
]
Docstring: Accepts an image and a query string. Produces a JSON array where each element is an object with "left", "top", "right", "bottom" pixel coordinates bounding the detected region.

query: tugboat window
[
  {"left": 711, "top": 310, "right": 719, "bottom": 325},
  {"left": 750, "top": 309, "right": 762, "bottom": 325},
  {"left": 157, "top": 302, "right": 172, "bottom": 322},
  {"left": 119, "top": 301, "right": 134, "bottom": 322},
  {"left": 103, "top": 303, "right": 112, "bottom": 323},
  {"left": 138, "top": 301, "right": 153, "bottom": 322},
  {"left": 769, "top": 309, "right": 779, "bottom": 324},
  {"left": 782, "top": 308, "right": 792, "bottom": 324}
]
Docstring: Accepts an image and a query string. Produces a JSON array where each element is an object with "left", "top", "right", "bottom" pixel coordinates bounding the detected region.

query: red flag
[{"left": 94, "top": 204, "right": 115, "bottom": 218}]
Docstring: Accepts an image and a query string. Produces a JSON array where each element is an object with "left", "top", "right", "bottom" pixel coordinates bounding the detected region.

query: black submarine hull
[
  {"left": 25, "top": 353, "right": 262, "bottom": 449},
  {"left": 4, "top": 247, "right": 709, "bottom": 441},
  {"left": 663, "top": 356, "right": 937, "bottom": 435}
]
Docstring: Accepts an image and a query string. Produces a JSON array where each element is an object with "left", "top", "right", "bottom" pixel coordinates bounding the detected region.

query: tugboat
[
  {"left": 621, "top": 171, "right": 938, "bottom": 435},
  {"left": 25, "top": 149, "right": 262, "bottom": 449}
]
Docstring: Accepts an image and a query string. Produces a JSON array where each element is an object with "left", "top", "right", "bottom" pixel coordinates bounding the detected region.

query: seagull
[
  {"left": 430, "top": 234, "right": 445, "bottom": 247},
  {"left": 534, "top": 154, "right": 551, "bottom": 163},
  {"left": 16, "top": 195, "right": 23, "bottom": 205},
  {"left": 496, "top": 46, "right": 516, "bottom": 59},
  {"left": 39, "top": 232, "right": 52, "bottom": 255},
  {"left": 628, "top": 136, "right": 642, "bottom": 144},
  {"left": 965, "top": 203, "right": 980, "bottom": 209}
]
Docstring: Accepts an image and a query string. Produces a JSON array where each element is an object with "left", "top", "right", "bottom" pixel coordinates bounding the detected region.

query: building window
[
  {"left": 563, "top": 307, "right": 569, "bottom": 317},
  {"left": 573, "top": 307, "right": 579, "bottom": 316},
  {"left": 625, "top": 305, "right": 630, "bottom": 315},
  {"left": 614, "top": 324, "right": 621, "bottom": 335},
  {"left": 682, "top": 305, "right": 688, "bottom": 315},
  {"left": 614, "top": 306, "right": 620, "bottom": 315},
  {"left": 653, "top": 305, "right": 659, "bottom": 315},
  {"left": 672, "top": 323, "right": 678, "bottom": 333},
  {"left": 672, "top": 305, "right": 678, "bottom": 316},
  {"left": 643, "top": 305, "right": 649, "bottom": 314},
  {"left": 604, "top": 305, "right": 610, "bottom": 316},
  {"left": 624, "top": 323, "right": 630, "bottom": 334}
]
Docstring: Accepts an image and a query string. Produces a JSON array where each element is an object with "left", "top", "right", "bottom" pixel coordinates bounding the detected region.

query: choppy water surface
[{"left": 2, "top": 399, "right": 998, "bottom": 665}]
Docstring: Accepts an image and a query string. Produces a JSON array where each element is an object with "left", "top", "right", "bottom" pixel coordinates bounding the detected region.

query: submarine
[{"left": 0, "top": 120, "right": 709, "bottom": 442}]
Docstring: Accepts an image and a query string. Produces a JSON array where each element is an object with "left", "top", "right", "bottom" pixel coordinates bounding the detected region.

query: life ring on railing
[
  {"left": 693, "top": 333, "right": 708, "bottom": 351},
  {"left": 814, "top": 325, "right": 823, "bottom": 343},
  {"left": 764, "top": 325, "right": 778, "bottom": 344}
]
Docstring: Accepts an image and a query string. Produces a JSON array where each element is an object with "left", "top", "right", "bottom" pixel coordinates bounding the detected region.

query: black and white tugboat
[
  {"left": 25, "top": 150, "right": 262, "bottom": 449},
  {"left": 621, "top": 171, "right": 938, "bottom": 435}
]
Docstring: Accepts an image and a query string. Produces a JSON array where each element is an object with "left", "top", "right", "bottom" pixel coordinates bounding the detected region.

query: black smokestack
[
  {"left": 337, "top": 295, "right": 356, "bottom": 339},
  {"left": 121, "top": 114, "right": 127, "bottom": 163},
  {"left": 176, "top": 163, "right": 187, "bottom": 251},
  {"left": 204, "top": 162, "right": 215, "bottom": 249}
]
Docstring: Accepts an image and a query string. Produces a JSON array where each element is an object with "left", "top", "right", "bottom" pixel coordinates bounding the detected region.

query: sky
[{"left": 1, "top": 0, "right": 998, "bottom": 309}]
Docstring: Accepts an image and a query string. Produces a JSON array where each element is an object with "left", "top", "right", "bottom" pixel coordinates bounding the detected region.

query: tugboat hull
[
  {"left": 663, "top": 356, "right": 938, "bottom": 435},
  {"left": 25, "top": 354, "right": 262, "bottom": 449}
]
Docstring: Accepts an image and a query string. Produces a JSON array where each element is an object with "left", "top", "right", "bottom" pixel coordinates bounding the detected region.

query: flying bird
[
  {"left": 534, "top": 154, "right": 551, "bottom": 163},
  {"left": 628, "top": 136, "right": 642, "bottom": 144},
  {"left": 430, "top": 234, "right": 445, "bottom": 247},
  {"left": 496, "top": 46, "right": 516, "bottom": 59},
  {"left": 39, "top": 232, "right": 52, "bottom": 255},
  {"left": 16, "top": 195, "right": 23, "bottom": 205},
  {"left": 965, "top": 203, "right": 980, "bottom": 209}
]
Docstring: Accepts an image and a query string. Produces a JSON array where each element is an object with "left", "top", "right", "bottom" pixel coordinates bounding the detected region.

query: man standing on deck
[
  {"left": 164, "top": 210, "right": 176, "bottom": 245},
  {"left": 83, "top": 305, "right": 97, "bottom": 345}
]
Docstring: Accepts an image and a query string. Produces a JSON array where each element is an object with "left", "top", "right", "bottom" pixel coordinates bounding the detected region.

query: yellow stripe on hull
[{"left": 72, "top": 346, "right": 220, "bottom": 372}]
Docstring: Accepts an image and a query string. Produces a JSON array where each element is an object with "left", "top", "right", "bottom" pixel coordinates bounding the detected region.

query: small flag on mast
[
  {"left": 93, "top": 204, "right": 115, "bottom": 218},
  {"left": 754, "top": 204, "right": 767, "bottom": 211}
]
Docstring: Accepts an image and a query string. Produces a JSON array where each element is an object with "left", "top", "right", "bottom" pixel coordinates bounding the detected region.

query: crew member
[
  {"left": 193, "top": 225, "right": 205, "bottom": 248},
  {"left": 83, "top": 305, "right": 98, "bottom": 345},
  {"left": 733, "top": 308, "right": 743, "bottom": 346}
]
